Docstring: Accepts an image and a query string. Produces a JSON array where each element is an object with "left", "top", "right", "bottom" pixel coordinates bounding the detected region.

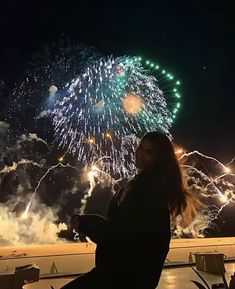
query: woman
[{"left": 61, "top": 131, "right": 189, "bottom": 289}]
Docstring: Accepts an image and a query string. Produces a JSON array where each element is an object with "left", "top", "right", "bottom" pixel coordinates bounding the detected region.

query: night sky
[{"left": 0, "top": 0, "right": 234, "bottom": 162}]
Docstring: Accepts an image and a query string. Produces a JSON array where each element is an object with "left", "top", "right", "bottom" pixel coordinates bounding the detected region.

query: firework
[
  {"left": 174, "top": 150, "right": 235, "bottom": 237},
  {"left": 6, "top": 39, "right": 181, "bottom": 177},
  {"left": 51, "top": 55, "right": 181, "bottom": 177},
  {"left": 7, "top": 40, "right": 98, "bottom": 132}
]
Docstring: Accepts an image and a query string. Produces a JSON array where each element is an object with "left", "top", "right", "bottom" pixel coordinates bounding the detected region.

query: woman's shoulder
[
  {"left": 133, "top": 170, "right": 161, "bottom": 187},
  {"left": 131, "top": 171, "right": 168, "bottom": 201}
]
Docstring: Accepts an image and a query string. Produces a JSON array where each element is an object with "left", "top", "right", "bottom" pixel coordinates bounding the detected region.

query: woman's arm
[{"left": 70, "top": 214, "right": 110, "bottom": 243}]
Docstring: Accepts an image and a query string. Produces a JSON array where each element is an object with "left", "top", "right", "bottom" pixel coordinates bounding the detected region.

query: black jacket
[{"left": 78, "top": 170, "right": 170, "bottom": 281}]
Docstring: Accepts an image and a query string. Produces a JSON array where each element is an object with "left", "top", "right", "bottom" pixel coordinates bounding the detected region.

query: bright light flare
[
  {"left": 87, "top": 166, "right": 98, "bottom": 179},
  {"left": 58, "top": 156, "right": 64, "bottom": 162},
  {"left": 175, "top": 148, "right": 184, "bottom": 155},
  {"left": 87, "top": 138, "right": 96, "bottom": 144},
  {"left": 21, "top": 211, "right": 28, "bottom": 219},
  {"left": 220, "top": 195, "right": 228, "bottom": 203},
  {"left": 122, "top": 93, "right": 144, "bottom": 115},
  {"left": 105, "top": 132, "right": 112, "bottom": 139},
  {"left": 83, "top": 165, "right": 100, "bottom": 182},
  {"left": 223, "top": 166, "right": 231, "bottom": 173}
]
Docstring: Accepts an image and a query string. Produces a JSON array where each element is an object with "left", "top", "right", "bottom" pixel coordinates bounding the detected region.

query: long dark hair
[{"left": 141, "top": 131, "right": 187, "bottom": 219}]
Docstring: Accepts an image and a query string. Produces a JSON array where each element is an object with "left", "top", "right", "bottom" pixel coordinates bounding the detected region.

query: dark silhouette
[{"left": 60, "top": 131, "right": 190, "bottom": 289}]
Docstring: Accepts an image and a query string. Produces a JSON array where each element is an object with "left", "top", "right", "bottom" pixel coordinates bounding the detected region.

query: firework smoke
[{"left": 0, "top": 202, "right": 67, "bottom": 246}]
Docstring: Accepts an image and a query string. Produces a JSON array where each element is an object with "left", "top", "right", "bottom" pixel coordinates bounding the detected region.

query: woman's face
[{"left": 135, "top": 138, "right": 158, "bottom": 171}]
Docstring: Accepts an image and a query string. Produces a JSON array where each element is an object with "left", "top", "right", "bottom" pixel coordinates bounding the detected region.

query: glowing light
[
  {"left": 87, "top": 170, "right": 96, "bottom": 179},
  {"left": 21, "top": 211, "right": 28, "bottom": 220},
  {"left": 80, "top": 164, "right": 101, "bottom": 214},
  {"left": 105, "top": 132, "right": 112, "bottom": 139},
  {"left": 224, "top": 166, "right": 231, "bottom": 173},
  {"left": 87, "top": 138, "right": 95, "bottom": 144},
  {"left": 22, "top": 201, "right": 31, "bottom": 220},
  {"left": 175, "top": 148, "right": 184, "bottom": 155},
  {"left": 94, "top": 99, "right": 105, "bottom": 112},
  {"left": 220, "top": 195, "right": 228, "bottom": 203},
  {"left": 49, "top": 85, "right": 58, "bottom": 99},
  {"left": 58, "top": 156, "right": 64, "bottom": 162},
  {"left": 122, "top": 93, "right": 144, "bottom": 115},
  {"left": 91, "top": 165, "right": 99, "bottom": 171}
]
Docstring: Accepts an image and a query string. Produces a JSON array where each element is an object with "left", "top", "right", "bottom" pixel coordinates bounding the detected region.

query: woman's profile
[{"left": 60, "top": 131, "right": 198, "bottom": 289}]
